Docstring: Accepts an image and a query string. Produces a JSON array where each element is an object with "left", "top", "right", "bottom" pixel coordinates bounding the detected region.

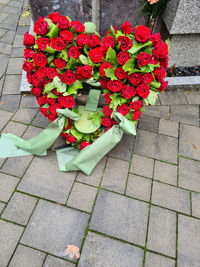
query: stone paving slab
[
  {"left": 0, "top": 54, "right": 9, "bottom": 77},
  {"left": 170, "top": 105, "right": 199, "bottom": 126},
  {"left": 138, "top": 115, "right": 159, "bottom": 133},
  {"left": 2, "top": 120, "right": 27, "bottom": 136},
  {"left": 154, "top": 161, "right": 177, "bottom": 186},
  {"left": 0, "top": 109, "right": 13, "bottom": 130},
  {"left": 12, "top": 108, "right": 37, "bottom": 124},
  {"left": 3, "top": 74, "right": 22, "bottom": 94},
  {"left": 44, "top": 255, "right": 75, "bottom": 267},
  {"left": 78, "top": 231, "right": 144, "bottom": 267},
  {"left": 6, "top": 57, "right": 24, "bottom": 75},
  {"left": 159, "top": 119, "right": 179, "bottom": 138},
  {"left": 0, "top": 30, "right": 15, "bottom": 44},
  {"left": 21, "top": 200, "right": 89, "bottom": 262},
  {"left": 0, "top": 42, "right": 12, "bottom": 55},
  {"left": 159, "top": 90, "right": 187, "bottom": 105},
  {"left": 0, "top": 202, "right": 5, "bottom": 214},
  {"left": 184, "top": 90, "right": 200, "bottom": 104},
  {"left": 191, "top": 192, "right": 200, "bottom": 218},
  {"left": 0, "top": 94, "right": 21, "bottom": 112},
  {"left": 0, "top": 172, "right": 19, "bottom": 202},
  {"left": 142, "top": 106, "right": 170, "bottom": 119},
  {"left": 145, "top": 252, "right": 175, "bottom": 267},
  {"left": 130, "top": 154, "right": 154, "bottom": 178},
  {"left": 90, "top": 190, "right": 149, "bottom": 246}
]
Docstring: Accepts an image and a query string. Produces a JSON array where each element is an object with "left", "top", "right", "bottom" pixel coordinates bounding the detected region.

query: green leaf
[
  {"left": 125, "top": 111, "right": 133, "bottom": 120},
  {"left": 45, "top": 46, "right": 56, "bottom": 54},
  {"left": 107, "top": 26, "right": 116, "bottom": 42},
  {"left": 44, "top": 18, "right": 53, "bottom": 27},
  {"left": 122, "top": 58, "right": 135, "bottom": 73},
  {"left": 79, "top": 54, "right": 89, "bottom": 65},
  {"left": 143, "top": 46, "right": 152, "bottom": 55},
  {"left": 144, "top": 90, "right": 159, "bottom": 106},
  {"left": 109, "top": 93, "right": 127, "bottom": 110},
  {"left": 58, "top": 49, "right": 69, "bottom": 62},
  {"left": 47, "top": 93, "right": 59, "bottom": 99},
  {"left": 150, "top": 81, "right": 161, "bottom": 89},
  {"left": 131, "top": 96, "right": 140, "bottom": 102},
  {"left": 93, "top": 71, "right": 100, "bottom": 81},
  {"left": 46, "top": 23, "right": 59, "bottom": 38},
  {"left": 42, "top": 103, "right": 49, "bottom": 109},
  {"left": 106, "top": 47, "right": 118, "bottom": 66},
  {"left": 47, "top": 55, "right": 55, "bottom": 64},
  {"left": 104, "top": 68, "right": 118, "bottom": 81},
  {"left": 84, "top": 134, "right": 91, "bottom": 142},
  {"left": 71, "top": 128, "right": 83, "bottom": 140},
  {"left": 44, "top": 82, "right": 55, "bottom": 94},
  {"left": 128, "top": 40, "right": 152, "bottom": 54},
  {"left": 84, "top": 22, "right": 96, "bottom": 33},
  {"left": 83, "top": 44, "right": 90, "bottom": 55},
  {"left": 165, "top": 38, "right": 171, "bottom": 51},
  {"left": 88, "top": 112, "right": 103, "bottom": 127},
  {"left": 53, "top": 76, "right": 67, "bottom": 93},
  {"left": 67, "top": 80, "right": 83, "bottom": 95},
  {"left": 140, "top": 106, "right": 146, "bottom": 112},
  {"left": 66, "top": 57, "right": 77, "bottom": 69}
]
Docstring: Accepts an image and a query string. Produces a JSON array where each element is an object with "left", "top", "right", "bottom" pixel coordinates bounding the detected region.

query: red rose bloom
[
  {"left": 49, "top": 103, "right": 63, "bottom": 115},
  {"left": 117, "top": 51, "right": 131, "bottom": 65},
  {"left": 76, "top": 33, "right": 90, "bottom": 48},
  {"left": 89, "top": 34, "right": 101, "bottom": 48},
  {"left": 37, "top": 67, "right": 47, "bottom": 78},
  {"left": 59, "top": 30, "right": 73, "bottom": 44},
  {"left": 99, "top": 62, "right": 113, "bottom": 77},
  {"left": 117, "top": 36, "right": 133, "bottom": 51},
  {"left": 64, "top": 118, "right": 72, "bottom": 130},
  {"left": 114, "top": 67, "right": 128, "bottom": 80},
  {"left": 23, "top": 61, "right": 35, "bottom": 72},
  {"left": 31, "top": 71, "right": 43, "bottom": 87},
  {"left": 23, "top": 32, "right": 35, "bottom": 46},
  {"left": 117, "top": 104, "right": 129, "bottom": 116},
  {"left": 89, "top": 47, "right": 104, "bottom": 63},
  {"left": 51, "top": 37, "right": 66, "bottom": 51},
  {"left": 33, "top": 52, "right": 48, "bottom": 67},
  {"left": 67, "top": 46, "right": 81, "bottom": 59},
  {"left": 128, "top": 73, "right": 141, "bottom": 86},
  {"left": 76, "top": 66, "right": 83, "bottom": 80},
  {"left": 58, "top": 16, "right": 70, "bottom": 30},
  {"left": 150, "top": 32, "right": 161, "bottom": 46},
  {"left": 134, "top": 25, "right": 151, "bottom": 43},
  {"left": 104, "top": 93, "right": 112, "bottom": 104},
  {"left": 52, "top": 88, "right": 61, "bottom": 96},
  {"left": 79, "top": 140, "right": 91, "bottom": 150},
  {"left": 154, "top": 67, "right": 166, "bottom": 82},
  {"left": 101, "top": 36, "right": 115, "bottom": 53},
  {"left": 46, "top": 67, "right": 58, "bottom": 79},
  {"left": 121, "top": 85, "right": 136, "bottom": 99},
  {"left": 47, "top": 11, "right": 60, "bottom": 24},
  {"left": 31, "top": 87, "right": 42, "bottom": 97},
  {"left": 99, "top": 78, "right": 108, "bottom": 89},
  {"left": 104, "top": 26, "right": 117, "bottom": 37},
  {"left": 153, "top": 42, "right": 168, "bottom": 59},
  {"left": 24, "top": 48, "right": 34, "bottom": 59},
  {"left": 101, "top": 117, "right": 114, "bottom": 128},
  {"left": 54, "top": 58, "right": 67, "bottom": 69},
  {"left": 107, "top": 80, "right": 123, "bottom": 92},
  {"left": 33, "top": 17, "right": 49, "bottom": 36},
  {"left": 37, "top": 96, "right": 46, "bottom": 105},
  {"left": 103, "top": 105, "right": 113, "bottom": 116},
  {"left": 129, "top": 100, "right": 143, "bottom": 110},
  {"left": 159, "top": 56, "right": 168, "bottom": 69},
  {"left": 132, "top": 110, "right": 142, "bottom": 120},
  {"left": 66, "top": 134, "right": 76, "bottom": 144},
  {"left": 26, "top": 72, "right": 32, "bottom": 84},
  {"left": 80, "top": 65, "right": 93, "bottom": 79},
  {"left": 40, "top": 106, "right": 48, "bottom": 117},
  {"left": 142, "top": 73, "right": 154, "bottom": 84},
  {"left": 46, "top": 95, "right": 56, "bottom": 105},
  {"left": 136, "top": 84, "right": 150, "bottom": 98},
  {"left": 71, "top": 21, "right": 85, "bottom": 32},
  {"left": 158, "top": 80, "right": 168, "bottom": 92},
  {"left": 120, "top": 21, "right": 132, "bottom": 35},
  {"left": 48, "top": 113, "right": 57, "bottom": 122},
  {"left": 43, "top": 78, "right": 52, "bottom": 87},
  {"left": 58, "top": 95, "right": 75, "bottom": 108},
  {"left": 36, "top": 37, "right": 50, "bottom": 51},
  {"left": 61, "top": 70, "right": 76, "bottom": 85},
  {"left": 136, "top": 52, "right": 152, "bottom": 67}
]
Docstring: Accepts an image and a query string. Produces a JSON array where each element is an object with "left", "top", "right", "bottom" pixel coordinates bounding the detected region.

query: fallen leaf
[
  {"left": 185, "top": 90, "right": 190, "bottom": 94},
  {"left": 188, "top": 142, "right": 197, "bottom": 150},
  {"left": 63, "top": 245, "right": 80, "bottom": 260},
  {"left": 56, "top": 202, "right": 61, "bottom": 205},
  {"left": 22, "top": 10, "right": 31, "bottom": 18},
  {"left": 167, "top": 113, "right": 172, "bottom": 117},
  {"left": 23, "top": 94, "right": 28, "bottom": 96},
  {"left": 0, "top": 102, "right": 6, "bottom": 105},
  {"left": 22, "top": 104, "right": 27, "bottom": 107}
]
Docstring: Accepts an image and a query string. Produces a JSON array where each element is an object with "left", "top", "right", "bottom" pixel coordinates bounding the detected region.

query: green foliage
[
  {"left": 42, "top": 103, "right": 49, "bottom": 109},
  {"left": 106, "top": 47, "right": 118, "bottom": 66},
  {"left": 67, "top": 80, "right": 83, "bottom": 95},
  {"left": 104, "top": 68, "right": 118, "bottom": 81},
  {"left": 84, "top": 22, "right": 96, "bottom": 33},
  {"left": 44, "top": 76, "right": 67, "bottom": 94},
  {"left": 46, "top": 22, "right": 59, "bottom": 38},
  {"left": 58, "top": 49, "right": 69, "bottom": 62},
  {"left": 88, "top": 112, "right": 104, "bottom": 127},
  {"left": 125, "top": 111, "right": 133, "bottom": 120},
  {"left": 143, "top": 90, "right": 159, "bottom": 106},
  {"left": 79, "top": 54, "right": 89, "bottom": 65},
  {"left": 122, "top": 58, "right": 135, "bottom": 73},
  {"left": 66, "top": 57, "right": 77, "bottom": 69},
  {"left": 139, "top": 0, "right": 169, "bottom": 19},
  {"left": 47, "top": 92, "right": 59, "bottom": 99},
  {"left": 128, "top": 40, "right": 152, "bottom": 55},
  {"left": 109, "top": 93, "right": 127, "bottom": 110},
  {"left": 46, "top": 46, "right": 56, "bottom": 54},
  {"left": 71, "top": 128, "right": 83, "bottom": 140}
]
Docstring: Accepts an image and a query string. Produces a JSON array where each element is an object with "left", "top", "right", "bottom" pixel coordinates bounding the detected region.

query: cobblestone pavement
[{"left": 1, "top": 1, "right": 200, "bottom": 267}]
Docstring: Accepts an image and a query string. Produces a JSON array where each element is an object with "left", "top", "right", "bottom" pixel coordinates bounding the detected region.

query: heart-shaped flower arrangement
[{"left": 23, "top": 12, "right": 168, "bottom": 150}]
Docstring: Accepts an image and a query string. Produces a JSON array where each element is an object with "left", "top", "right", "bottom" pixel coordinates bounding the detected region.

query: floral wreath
[{"left": 23, "top": 12, "right": 168, "bottom": 150}]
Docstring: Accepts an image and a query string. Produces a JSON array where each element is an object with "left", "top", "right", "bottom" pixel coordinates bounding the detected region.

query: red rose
[
  {"left": 52, "top": 88, "right": 61, "bottom": 96},
  {"left": 99, "top": 78, "right": 108, "bottom": 89},
  {"left": 154, "top": 67, "right": 166, "bottom": 82},
  {"left": 31, "top": 87, "right": 42, "bottom": 97},
  {"left": 43, "top": 78, "right": 52, "bottom": 87},
  {"left": 58, "top": 16, "right": 70, "bottom": 30},
  {"left": 99, "top": 62, "right": 113, "bottom": 77},
  {"left": 132, "top": 110, "right": 142, "bottom": 120},
  {"left": 117, "top": 51, "right": 131, "bottom": 65},
  {"left": 103, "top": 105, "right": 113, "bottom": 116},
  {"left": 76, "top": 66, "right": 83, "bottom": 80},
  {"left": 51, "top": 37, "right": 66, "bottom": 51},
  {"left": 64, "top": 118, "right": 72, "bottom": 130},
  {"left": 49, "top": 103, "right": 63, "bottom": 115},
  {"left": 37, "top": 96, "right": 46, "bottom": 105},
  {"left": 117, "top": 36, "right": 133, "bottom": 51},
  {"left": 101, "top": 117, "right": 115, "bottom": 128},
  {"left": 101, "top": 36, "right": 115, "bottom": 53},
  {"left": 46, "top": 95, "right": 56, "bottom": 105},
  {"left": 134, "top": 25, "right": 151, "bottom": 43},
  {"left": 67, "top": 46, "right": 81, "bottom": 59},
  {"left": 26, "top": 72, "right": 32, "bottom": 84},
  {"left": 79, "top": 140, "right": 91, "bottom": 150},
  {"left": 117, "top": 104, "right": 129, "bottom": 116},
  {"left": 80, "top": 65, "right": 93, "bottom": 79},
  {"left": 129, "top": 100, "right": 143, "bottom": 110},
  {"left": 36, "top": 37, "right": 50, "bottom": 51},
  {"left": 37, "top": 67, "right": 47, "bottom": 78},
  {"left": 76, "top": 33, "right": 90, "bottom": 48},
  {"left": 89, "top": 34, "right": 101, "bottom": 48},
  {"left": 104, "top": 26, "right": 117, "bottom": 37},
  {"left": 33, "top": 52, "right": 48, "bottom": 67},
  {"left": 54, "top": 58, "right": 67, "bottom": 69},
  {"left": 31, "top": 71, "right": 43, "bottom": 87},
  {"left": 158, "top": 80, "right": 168, "bottom": 92},
  {"left": 59, "top": 30, "right": 73, "bottom": 44},
  {"left": 150, "top": 32, "right": 161, "bottom": 46},
  {"left": 142, "top": 73, "right": 154, "bottom": 84},
  {"left": 114, "top": 67, "right": 128, "bottom": 80},
  {"left": 120, "top": 21, "right": 132, "bottom": 35},
  {"left": 48, "top": 113, "right": 57, "bottom": 122},
  {"left": 136, "top": 52, "right": 152, "bottom": 67},
  {"left": 121, "top": 85, "right": 136, "bottom": 99},
  {"left": 24, "top": 48, "right": 34, "bottom": 59},
  {"left": 128, "top": 73, "right": 141, "bottom": 86},
  {"left": 89, "top": 47, "right": 104, "bottom": 63},
  {"left": 107, "top": 80, "right": 123, "bottom": 92},
  {"left": 71, "top": 21, "right": 85, "bottom": 32},
  {"left": 33, "top": 17, "right": 49, "bottom": 36},
  {"left": 47, "top": 11, "right": 61, "bottom": 24},
  {"left": 66, "top": 134, "right": 76, "bottom": 144},
  {"left": 58, "top": 95, "right": 75, "bottom": 108},
  {"left": 46, "top": 67, "right": 58, "bottom": 79},
  {"left": 153, "top": 42, "right": 168, "bottom": 59},
  {"left": 136, "top": 84, "right": 150, "bottom": 98},
  {"left": 104, "top": 93, "right": 112, "bottom": 104},
  {"left": 61, "top": 70, "right": 76, "bottom": 85},
  {"left": 159, "top": 56, "right": 168, "bottom": 69},
  {"left": 23, "top": 32, "right": 35, "bottom": 46},
  {"left": 23, "top": 61, "right": 35, "bottom": 72},
  {"left": 40, "top": 106, "right": 48, "bottom": 117}
]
